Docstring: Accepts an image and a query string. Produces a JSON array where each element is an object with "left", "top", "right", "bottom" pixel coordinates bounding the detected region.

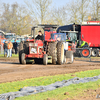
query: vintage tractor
[{"left": 19, "top": 24, "right": 74, "bottom": 65}]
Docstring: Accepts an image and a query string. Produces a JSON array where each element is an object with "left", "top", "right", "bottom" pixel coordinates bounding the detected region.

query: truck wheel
[
  {"left": 21, "top": 53, "right": 26, "bottom": 65},
  {"left": 19, "top": 42, "right": 24, "bottom": 64},
  {"left": 57, "top": 42, "right": 64, "bottom": 65},
  {"left": 48, "top": 42, "right": 57, "bottom": 64},
  {"left": 43, "top": 54, "right": 48, "bottom": 65},
  {"left": 91, "top": 49, "right": 99, "bottom": 57},
  {"left": 81, "top": 49, "right": 90, "bottom": 58}
]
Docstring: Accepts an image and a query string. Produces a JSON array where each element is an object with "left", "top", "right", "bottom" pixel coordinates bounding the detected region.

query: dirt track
[{"left": 0, "top": 58, "right": 100, "bottom": 83}]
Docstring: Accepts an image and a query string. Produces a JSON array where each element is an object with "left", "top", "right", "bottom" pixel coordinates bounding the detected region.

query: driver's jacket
[{"left": 35, "top": 34, "right": 44, "bottom": 41}]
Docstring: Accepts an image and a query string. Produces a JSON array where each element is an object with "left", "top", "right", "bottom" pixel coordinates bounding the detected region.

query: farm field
[{"left": 0, "top": 57, "right": 100, "bottom": 83}]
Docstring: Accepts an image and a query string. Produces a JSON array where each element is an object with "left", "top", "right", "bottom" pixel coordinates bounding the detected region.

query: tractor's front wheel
[
  {"left": 65, "top": 51, "right": 74, "bottom": 64},
  {"left": 69, "top": 53, "right": 74, "bottom": 64},
  {"left": 21, "top": 53, "right": 26, "bottom": 65},
  {"left": 43, "top": 54, "right": 48, "bottom": 65},
  {"left": 19, "top": 42, "right": 24, "bottom": 64}
]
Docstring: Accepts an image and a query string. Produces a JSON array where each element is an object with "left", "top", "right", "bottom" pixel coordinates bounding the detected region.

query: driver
[
  {"left": 57, "top": 35, "right": 61, "bottom": 41},
  {"left": 35, "top": 30, "right": 44, "bottom": 41}
]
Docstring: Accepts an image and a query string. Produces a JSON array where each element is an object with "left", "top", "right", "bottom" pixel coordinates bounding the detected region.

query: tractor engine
[{"left": 26, "top": 40, "right": 44, "bottom": 58}]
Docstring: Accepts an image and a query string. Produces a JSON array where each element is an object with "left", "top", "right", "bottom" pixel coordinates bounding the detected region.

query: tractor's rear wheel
[
  {"left": 48, "top": 42, "right": 57, "bottom": 64},
  {"left": 19, "top": 42, "right": 24, "bottom": 64},
  {"left": 57, "top": 42, "right": 64, "bottom": 65},
  {"left": 21, "top": 53, "right": 26, "bottom": 65},
  {"left": 43, "top": 54, "right": 48, "bottom": 65}
]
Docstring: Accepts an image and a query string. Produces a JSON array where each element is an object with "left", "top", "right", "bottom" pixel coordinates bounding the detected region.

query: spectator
[
  {"left": 7, "top": 41, "right": 13, "bottom": 57},
  {"left": 35, "top": 30, "right": 44, "bottom": 41},
  {"left": 13, "top": 40, "right": 18, "bottom": 54},
  {"left": 71, "top": 41, "right": 77, "bottom": 53},
  {"left": 3, "top": 40, "right": 8, "bottom": 57}
]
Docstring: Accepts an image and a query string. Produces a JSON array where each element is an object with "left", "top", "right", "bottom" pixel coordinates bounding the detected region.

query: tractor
[
  {"left": 50, "top": 32, "right": 74, "bottom": 64},
  {"left": 19, "top": 24, "right": 74, "bottom": 65}
]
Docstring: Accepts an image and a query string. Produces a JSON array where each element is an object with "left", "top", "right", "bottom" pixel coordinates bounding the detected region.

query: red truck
[
  {"left": 57, "top": 21, "right": 100, "bottom": 57},
  {"left": 81, "top": 21, "right": 100, "bottom": 57}
]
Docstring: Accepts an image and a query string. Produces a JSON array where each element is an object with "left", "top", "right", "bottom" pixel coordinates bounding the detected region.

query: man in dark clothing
[
  {"left": 13, "top": 40, "right": 18, "bottom": 54},
  {"left": 35, "top": 30, "right": 44, "bottom": 41},
  {"left": 3, "top": 40, "right": 8, "bottom": 57}
]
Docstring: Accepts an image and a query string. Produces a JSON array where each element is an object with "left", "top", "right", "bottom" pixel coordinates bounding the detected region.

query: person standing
[
  {"left": 71, "top": 41, "right": 77, "bottom": 53},
  {"left": 13, "top": 40, "right": 18, "bottom": 54},
  {"left": 3, "top": 40, "right": 8, "bottom": 57},
  {"left": 7, "top": 41, "right": 13, "bottom": 57}
]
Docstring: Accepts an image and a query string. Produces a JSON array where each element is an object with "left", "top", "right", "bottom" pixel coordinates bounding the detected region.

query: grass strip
[
  {"left": 0, "top": 54, "right": 18, "bottom": 58},
  {"left": 0, "top": 69, "right": 100, "bottom": 99}
]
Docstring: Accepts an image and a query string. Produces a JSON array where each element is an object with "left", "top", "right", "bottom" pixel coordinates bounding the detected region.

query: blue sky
[{"left": 2, "top": 0, "right": 69, "bottom": 8}]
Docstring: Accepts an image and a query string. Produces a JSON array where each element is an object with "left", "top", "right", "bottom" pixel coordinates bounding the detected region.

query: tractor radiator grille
[{"left": 30, "top": 47, "right": 37, "bottom": 54}]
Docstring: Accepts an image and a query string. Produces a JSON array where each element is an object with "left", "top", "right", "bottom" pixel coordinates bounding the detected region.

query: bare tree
[
  {"left": 49, "top": 7, "right": 67, "bottom": 25},
  {"left": 25, "top": 0, "right": 52, "bottom": 24},
  {"left": 0, "top": 3, "right": 34, "bottom": 35},
  {"left": 79, "top": 0, "right": 91, "bottom": 22},
  {"left": 90, "top": 0, "right": 100, "bottom": 21},
  {"left": 66, "top": 0, "right": 80, "bottom": 24},
  {"left": 66, "top": 0, "right": 91, "bottom": 24}
]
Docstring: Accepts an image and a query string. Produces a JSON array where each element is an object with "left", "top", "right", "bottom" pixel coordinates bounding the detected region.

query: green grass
[
  {"left": 0, "top": 54, "right": 18, "bottom": 58},
  {"left": 0, "top": 69, "right": 100, "bottom": 100}
]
